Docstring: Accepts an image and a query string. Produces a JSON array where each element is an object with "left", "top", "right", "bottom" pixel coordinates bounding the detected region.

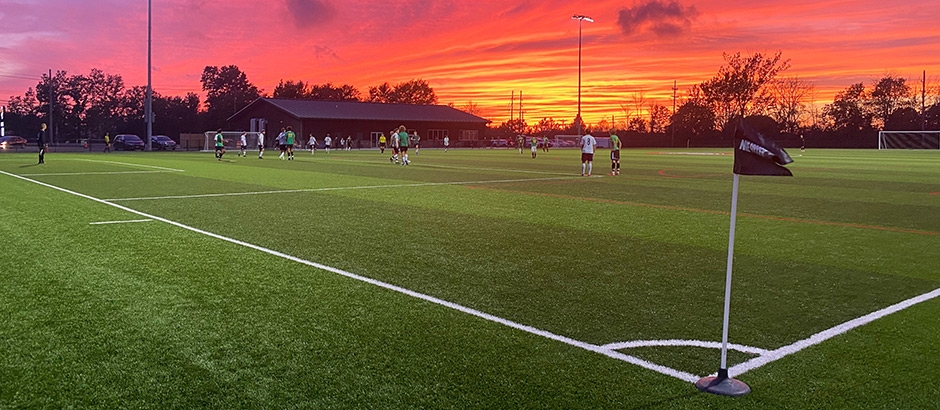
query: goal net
[
  {"left": 878, "top": 131, "right": 940, "bottom": 150},
  {"left": 203, "top": 131, "right": 264, "bottom": 151}
]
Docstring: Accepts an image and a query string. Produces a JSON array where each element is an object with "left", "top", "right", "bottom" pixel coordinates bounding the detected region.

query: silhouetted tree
[
  {"left": 201, "top": 65, "right": 261, "bottom": 127},
  {"left": 367, "top": 79, "right": 437, "bottom": 104},
  {"left": 699, "top": 51, "right": 790, "bottom": 127},
  {"left": 824, "top": 83, "right": 873, "bottom": 135}
]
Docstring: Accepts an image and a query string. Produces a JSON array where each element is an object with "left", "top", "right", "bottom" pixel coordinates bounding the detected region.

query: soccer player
[
  {"left": 308, "top": 134, "right": 317, "bottom": 154},
  {"left": 389, "top": 130, "right": 400, "bottom": 163},
  {"left": 277, "top": 128, "right": 287, "bottom": 160},
  {"left": 257, "top": 130, "right": 265, "bottom": 159},
  {"left": 530, "top": 135, "right": 538, "bottom": 159},
  {"left": 103, "top": 132, "right": 111, "bottom": 153},
  {"left": 800, "top": 134, "right": 805, "bottom": 156},
  {"left": 285, "top": 126, "right": 296, "bottom": 160},
  {"left": 542, "top": 136, "right": 549, "bottom": 153},
  {"left": 580, "top": 132, "right": 596, "bottom": 176},
  {"left": 239, "top": 132, "right": 248, "bottom": 157},
  {"left": 517, "top": 135, "right": 524, "bottom": 154},
  {"left": 379, "top": 133, "right": 387, "bottom": 153},
  {"left": 443, "top": 135, "right": 449, "bottom": 152},
  {"left": 37, "top": 123, "right": 47, "bottom": 164},
  {"left": 609, "top": 131, "right": 621, "bottom": 175},
  {"left": 214, "top": 129, "right": 226, "bottom": 161},
  {"left": 397, "top": 125, "right": 410, "bottom": 165},
  {"left": 324, "top": 134, "right": 332, "bottom": 154},
  {"left": 346, "top": 136, "right": 352, "bottom": 151},
  {"left": 413, "top": 132, "right": 420, "bottom": 154}
]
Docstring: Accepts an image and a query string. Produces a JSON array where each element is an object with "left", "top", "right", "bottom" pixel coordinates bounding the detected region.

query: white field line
[
  {"left": 725, "top": 286, "right": 940, "bottom": 378},
  {"left": 21, "top": 170, "right": 176, "bottom": 177},
  {"left": 603, "top": 339, "right": 769, "bottom": 355},
  {"left": 104, "top": 176, "right": 580, "bottom": 202},
  {"left": 76, "top": 158, "right": 185, "bottom": 172},
  {"left": 89, "top": 219, "right": 154, "bottom": 225},
  {"left": 0, "top": 169, "right": 698, "bottom": 384}
]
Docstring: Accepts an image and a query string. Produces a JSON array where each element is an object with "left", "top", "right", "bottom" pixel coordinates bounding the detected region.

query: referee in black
[{"left": 37, "top": 123, "right": 47, "bottom": 164}]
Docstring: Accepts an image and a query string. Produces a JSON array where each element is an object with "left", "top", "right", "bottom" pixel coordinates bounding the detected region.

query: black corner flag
[{"left": 733, "top": 118, "right": 794, "bottom": 176}]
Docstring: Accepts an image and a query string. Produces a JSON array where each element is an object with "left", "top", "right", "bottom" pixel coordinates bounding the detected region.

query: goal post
[
  {"left": 203, "top": 131, "right": 264, "bottom": 151},
  {"left": 877, "top": 131, "right": 940, "bottom": 150}
]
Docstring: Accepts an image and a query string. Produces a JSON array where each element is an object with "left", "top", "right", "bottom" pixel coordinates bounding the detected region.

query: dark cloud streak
[
  {"left": 616, "top": 0, "right": 699, "bottom": 38},
  {"left": 285, "top": 0, "right": 336, "bottom": 28}
]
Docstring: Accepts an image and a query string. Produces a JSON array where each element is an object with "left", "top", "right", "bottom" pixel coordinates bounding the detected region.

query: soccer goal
[
  {"left": 203, "top": 131, "right": 264, "bottom": 151},
  {"left": 877, "top": 131, "right": 940, "bottom": 150}
]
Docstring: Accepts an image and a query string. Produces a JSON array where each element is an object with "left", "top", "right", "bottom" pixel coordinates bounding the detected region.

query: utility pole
[
  {"left": 672, "top": 80, "right": 678, "bottom": 147},
  {"left": 922, "top": 70, "right": 927, "bottom": 131},
  {"left": 48, "top": 69, "right": 53, "bottom": 144}
]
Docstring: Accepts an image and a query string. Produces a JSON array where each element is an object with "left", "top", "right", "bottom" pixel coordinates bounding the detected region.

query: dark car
[
  {"left": 113, "top": 134, "right": 145, "bottom": 151},
  {"left": 0, "top": 136, "right": 28, "bottom": 149},
  {"left": 151, "top": 135, "right": 178, "bottom": 150}
]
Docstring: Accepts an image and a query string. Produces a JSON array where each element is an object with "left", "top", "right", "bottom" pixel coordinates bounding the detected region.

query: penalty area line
[
  {"left": 0, "top": 168, "right": 697, "bottom": 384},
  {"left": 104, "top": 176, "right": 581, "bottom": 202}
]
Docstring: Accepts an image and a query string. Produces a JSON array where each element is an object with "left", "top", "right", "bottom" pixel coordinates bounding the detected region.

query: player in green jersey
[
  {"left": 609, "top": 132, "right": 621, "bottom": 175},
  {"left": 397, "top": 125, "right": 410, "bottom": 166},
  {"left": 285, "top": 126, "right": 296, "bottom": 160},
  {"left": 214, "top": 129, "right": 225, "bottom": 161},
  {"left": 530, "top": 136, "right": 538, "bottom": 158}
]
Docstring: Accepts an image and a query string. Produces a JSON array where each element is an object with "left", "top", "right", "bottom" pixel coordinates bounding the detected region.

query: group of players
[{"left": 213, "top": 126, "right": 622, "bottom": 177}]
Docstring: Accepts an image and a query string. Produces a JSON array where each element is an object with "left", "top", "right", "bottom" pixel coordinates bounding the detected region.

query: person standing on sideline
[
  {"left": 103, "top": 132, "right": 111, "bottom": 153},
  {"left": 257, "top": 130, "right": 265, "bottom": 159},
  {"left": 443, "top": 135, "right": 449, "bottom": 152},
  {"left": 800, "top": 134, "right": 805, "bottom": 157},
  {"left": 239, "top": 132, "right": 248, "bottom": 157},
  {"left": 580, "top": 132, "right": 597, "bottom": 176},
  {"left": 530, "top": 135, "right": 538, "bottom": 159},
  {"left": 542, "top": 136, "right": 550, "bottom": 153},
  {"left": 37, "top": 123, "right": 47, "bottom": 164},
  {"left": 609, "top": 131, "right": 621, "bottom": 175},
  {"left": 285, "top": 126, "right": 296, "bottom": 160},
  {"left": 324, "top": 133, "right": 332, "bottom": 154},
  {"left": 214, "top": 129, "right": 226, "bottom": 161},
  {"left": 379, "top": 133, "right": 387, "bottom": 153},
  {"left": 397, "top": 125, "right": 410, "bottom": 165}
]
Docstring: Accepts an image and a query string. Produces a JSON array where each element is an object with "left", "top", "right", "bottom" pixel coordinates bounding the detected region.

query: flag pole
[{"left": 696, "top": 173, "right": 751, "bottom": 396}]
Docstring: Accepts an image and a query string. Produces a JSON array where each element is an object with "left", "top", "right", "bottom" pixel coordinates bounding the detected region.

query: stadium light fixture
[{"left": 572, "top": 15, "right": 593, "bottom": 136}]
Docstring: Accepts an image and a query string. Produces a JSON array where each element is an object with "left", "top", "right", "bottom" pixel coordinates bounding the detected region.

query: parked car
[
  {"left": 0, "top": 136, "right": 28, "bottom": 149},
  {"left": 151, "top": 135, "right": 178, "bottom": 150},
  {"left": 490, "top": 138, "right": 509, "bottom": 147},
  {"left": 113, "top": 134, "right": 145, "bottom": 151}
]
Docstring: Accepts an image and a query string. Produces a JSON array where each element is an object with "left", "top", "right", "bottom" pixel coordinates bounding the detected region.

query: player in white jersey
[
  {"left": 389, "top": 131, "right": 400, "bottom": 163},
  {"left": 580, "top": 133, "right": 597, "bottom": 176},
  {"left": 257, "top": 131, "right": 265, "bottom": 159},
  {"left": 324, "top": 134, "right": 332, "bottom": 153},
  {"left": 443, "top": 136, "right": 449, "bottom": 152},
  {"left": 308, "top": 134, "right": 317, "bottom": 154},
  {"left": 239, "top": 132, "right": 248, "bottom": 157}
]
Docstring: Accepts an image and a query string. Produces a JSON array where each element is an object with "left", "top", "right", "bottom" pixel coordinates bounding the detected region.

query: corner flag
[{"left": 733, "top": 119, "right": 793, "bottom": 176}]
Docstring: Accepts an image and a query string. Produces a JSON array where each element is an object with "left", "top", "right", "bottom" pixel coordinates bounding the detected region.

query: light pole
[
  {"left": 145, "top": 0, "right": 153, "bottom": 151},
  {"left": 572, "top": 14, "right": 593, "bottom": 136}
]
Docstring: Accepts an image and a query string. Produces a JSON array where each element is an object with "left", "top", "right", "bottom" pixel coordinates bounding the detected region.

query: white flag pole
[{"left": 696, "top": 173, "right": 751, "bottom": 396}]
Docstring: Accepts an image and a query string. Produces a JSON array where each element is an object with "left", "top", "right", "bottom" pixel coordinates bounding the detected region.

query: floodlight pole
[
  {"left": 572, "top": 15, "right": 593, "bottom": 136},
  {"left": 145, "top": 0, "right": 153, "bottom": 151}
]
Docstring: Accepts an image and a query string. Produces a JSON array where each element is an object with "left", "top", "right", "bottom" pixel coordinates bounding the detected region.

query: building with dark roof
[{"left": 228, "top": 98, "right": 490, "bottom": 148}]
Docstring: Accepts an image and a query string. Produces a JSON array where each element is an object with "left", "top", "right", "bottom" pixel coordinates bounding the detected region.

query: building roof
[{"left": 230, "top": 98, "right": 490, "bottom": 124}]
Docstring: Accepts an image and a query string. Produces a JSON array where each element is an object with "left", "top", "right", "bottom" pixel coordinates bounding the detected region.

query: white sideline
[
  {"left": 0, "top": 169, "right": 698, "bottom": 384},
  {"left": 89, "top": 219, "right": 154, "bottom": 225},
  {"left": 725, "top": 287, "right": 940, "bottom": 378},
  {"left": 104, "top": 176, "right": 580, "bottom": 202}
]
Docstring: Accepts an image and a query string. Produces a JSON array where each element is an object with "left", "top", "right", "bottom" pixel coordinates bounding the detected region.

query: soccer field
[{"left": 1, "top": 148, "right": 938, "bottom": 408}]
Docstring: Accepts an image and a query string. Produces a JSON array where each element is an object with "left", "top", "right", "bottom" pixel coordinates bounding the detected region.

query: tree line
[
  {"left": 494, "top": 52, "right": 940, "bottom": 147},
  {"left": 4, "top": 65, "right": 438, "bottom": 142}
]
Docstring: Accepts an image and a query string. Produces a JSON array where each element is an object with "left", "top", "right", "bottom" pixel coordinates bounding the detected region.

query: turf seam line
[
  {"left": 20, "top": 170, "right": 178, "bottom": 177},
  {"left": 726, "top": 287, "right": 940, "bottom": 378},
  {"left": 0, "top": 169, "right": 699, "bottom": 384},
  {"left": 103, "top": 176, "right": 581, "bottom": 202},
  {"left": 89, "top": 219, "right": 154, "bottom": 225},
  {"left": 76, "top": 158, "right": 185, "bottom": 172}
]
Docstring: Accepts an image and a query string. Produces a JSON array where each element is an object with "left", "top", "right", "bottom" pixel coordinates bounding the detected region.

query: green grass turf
[{"left": 0, "top": 148, "right": 938, "bottom": 408}]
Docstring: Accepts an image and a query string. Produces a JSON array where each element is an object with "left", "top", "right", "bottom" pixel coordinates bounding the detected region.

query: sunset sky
[{"left": 2, "top": 0, "right": 939, "bottom": 125}]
